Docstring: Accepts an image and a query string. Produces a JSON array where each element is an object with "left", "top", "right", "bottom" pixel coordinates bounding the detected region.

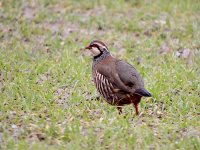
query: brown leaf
[
  {"left": 158, "top": 43, "right": 171, "bottom": 54},
  {"left": 176, "top": 48, "right": 193, "bottom": 65},
  {"left": 28, "top": 132, "right": 45, "bottom": 141},
  {"left": 176, "top": 48, "right": 191, "bottom": 58}
]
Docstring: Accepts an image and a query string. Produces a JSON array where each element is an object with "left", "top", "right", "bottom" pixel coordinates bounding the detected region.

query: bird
[{"left": 85, "top": 40, "right": 151, "bottom": 115}]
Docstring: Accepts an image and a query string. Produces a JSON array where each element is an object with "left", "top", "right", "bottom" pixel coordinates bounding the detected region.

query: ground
[{"left": 0, "top": 0, "right": 200, "bottom": 149}]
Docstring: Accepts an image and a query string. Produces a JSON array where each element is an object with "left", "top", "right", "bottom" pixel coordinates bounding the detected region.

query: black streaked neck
[{"left": 93, "top": 50, "right": 110, "bottom": 61}]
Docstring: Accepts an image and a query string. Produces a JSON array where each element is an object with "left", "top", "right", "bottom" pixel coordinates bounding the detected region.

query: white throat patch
[{"left": 90, "top": 47, "right": 101, "bottom": 56}]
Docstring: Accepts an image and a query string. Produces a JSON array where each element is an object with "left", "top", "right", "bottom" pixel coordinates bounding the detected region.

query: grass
[{"left": 0, "top": 0, "right": 200, "bottom": 149}]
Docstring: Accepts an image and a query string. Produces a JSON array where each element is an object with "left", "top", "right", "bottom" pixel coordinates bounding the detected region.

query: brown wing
[
  {"left": 115, "top": 60, "right": 144, "bottom": 90},
  {"left": 95, "top": 57, "right": 135, "bottom": 94},
  {"left": 116, "top": 60, "right": 151, "bottom": 97}
]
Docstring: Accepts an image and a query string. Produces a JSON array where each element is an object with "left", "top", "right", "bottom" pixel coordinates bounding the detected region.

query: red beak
[{"left": 85, "top": 45, "right": 92, "bottom": 50}]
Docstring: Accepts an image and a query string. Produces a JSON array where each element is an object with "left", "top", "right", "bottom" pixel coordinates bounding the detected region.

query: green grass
[{"left": 0, "top": 0, "right": 200, "bottom": 149}]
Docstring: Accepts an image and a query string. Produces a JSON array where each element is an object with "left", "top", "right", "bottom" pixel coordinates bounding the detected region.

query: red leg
[
  {"left": 117, "top": 106, "right": 122, "bottom": 114},
  {"left": 134, "top": 103, "right": 139, "bottom": 115}
]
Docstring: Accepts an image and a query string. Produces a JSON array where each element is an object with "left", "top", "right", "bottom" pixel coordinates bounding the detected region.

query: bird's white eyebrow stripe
[{"left": 94, "top": 43, "right": 108, "bottom": 50}]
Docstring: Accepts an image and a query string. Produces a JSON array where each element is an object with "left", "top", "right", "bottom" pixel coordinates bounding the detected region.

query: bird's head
[{"left": 85, "top": 40, "right": 109, "bottom": 57}]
